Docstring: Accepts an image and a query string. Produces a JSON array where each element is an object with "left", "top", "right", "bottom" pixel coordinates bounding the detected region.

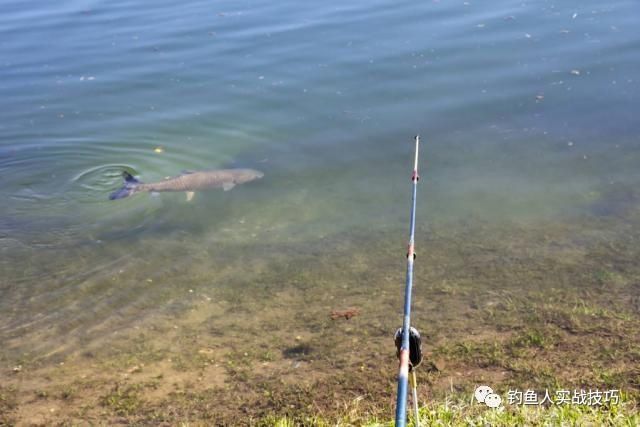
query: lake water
[{"left": 1, "top": 0, "right": 639, "bottom": 394}]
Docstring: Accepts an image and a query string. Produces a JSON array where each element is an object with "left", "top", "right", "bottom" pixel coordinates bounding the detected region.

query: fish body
[{"left": 110, "top": 168, "right": 263, "bottom": 200}]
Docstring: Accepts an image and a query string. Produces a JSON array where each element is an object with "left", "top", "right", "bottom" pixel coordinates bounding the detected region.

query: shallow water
[{"left": 1, "top": 0, "right": 639, "bottom": 361}]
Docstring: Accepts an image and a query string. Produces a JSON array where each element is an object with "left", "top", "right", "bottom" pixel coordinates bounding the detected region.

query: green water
[{"left": 1, "top": 0, "right": 639, "bottom": 360}]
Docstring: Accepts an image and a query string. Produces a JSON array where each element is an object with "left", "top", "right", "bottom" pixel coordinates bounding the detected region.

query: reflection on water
[{"left": 1, "top": 0, "right": 639, "bottom": 367}]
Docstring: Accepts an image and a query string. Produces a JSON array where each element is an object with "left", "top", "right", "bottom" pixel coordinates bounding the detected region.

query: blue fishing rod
[{"left": 394, "top": 135, "right": 423, "bottom": 427}]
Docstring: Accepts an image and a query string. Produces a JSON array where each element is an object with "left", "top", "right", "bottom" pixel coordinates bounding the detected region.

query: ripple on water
[{"left": 71, "top": 163, "right": 138, "bottom": 192}]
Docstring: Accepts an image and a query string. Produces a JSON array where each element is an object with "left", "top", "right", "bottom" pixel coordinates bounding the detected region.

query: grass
[
  {"left": 263, "top": 394, "right": 639, "bottom": 426},
  {"left": 0, "top": 385, "right": 18, "bottom": 426},
  {"left": 101, "top": 383, "right": 145, "bottom": 416}
]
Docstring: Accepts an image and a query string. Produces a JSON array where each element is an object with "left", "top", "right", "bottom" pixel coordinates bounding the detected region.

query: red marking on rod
[
  {"left": 407, "top": 244, "right": 415, "bottom": 259},
  {"left": 398, "top": 349, "right": 410, "bottom": 378}
]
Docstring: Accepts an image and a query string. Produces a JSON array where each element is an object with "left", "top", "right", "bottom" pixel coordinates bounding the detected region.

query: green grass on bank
[{"left": 261, "top": 395, "right": 639, "bottom": 427}]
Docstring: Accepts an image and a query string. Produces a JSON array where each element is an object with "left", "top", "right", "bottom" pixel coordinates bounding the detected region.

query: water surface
[{"left": 1, "top": 0, "right": 639, "bottom": 361}]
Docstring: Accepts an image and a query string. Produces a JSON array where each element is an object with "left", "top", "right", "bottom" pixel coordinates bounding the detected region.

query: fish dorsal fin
[
  {"left": 223, "top": 182, "right": 235, "bottom": 191},
  {"left": 186, "top": 191, "right": 195, "bottom": 201},
  {"left": 123, "top": 171, "right": 140, "bottom": 184}
]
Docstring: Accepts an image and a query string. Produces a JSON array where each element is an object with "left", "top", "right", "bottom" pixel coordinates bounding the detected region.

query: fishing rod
[{"left": 395, "top": 135, "right": 423, "bottom": 427}]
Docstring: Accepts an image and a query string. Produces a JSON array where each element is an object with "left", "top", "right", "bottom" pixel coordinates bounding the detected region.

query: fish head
[{"left": 233, "top": 168, "right": 264, "bottom": 184}]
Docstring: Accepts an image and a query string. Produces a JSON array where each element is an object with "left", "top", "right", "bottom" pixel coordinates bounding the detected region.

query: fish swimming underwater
[{"left": 109, "top": 168, "right": 264, "bottom": 200}]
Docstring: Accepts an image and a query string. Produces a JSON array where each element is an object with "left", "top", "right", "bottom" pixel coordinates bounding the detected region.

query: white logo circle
[
  {"left": 474, "top": 385, "right": 493, "bottom": 403},
  {"left": 484, "top": 393, "right": 502, "bottom": 408}
]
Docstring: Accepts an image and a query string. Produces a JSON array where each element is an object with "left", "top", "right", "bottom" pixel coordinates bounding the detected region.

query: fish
[{"left": 109, "top": 168, "right": 264, "bottom": 200}]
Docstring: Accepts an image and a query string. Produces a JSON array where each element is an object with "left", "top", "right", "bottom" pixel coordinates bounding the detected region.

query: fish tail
[{"left": 109, "top": 171, "right": 141, "bottom": 200}]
